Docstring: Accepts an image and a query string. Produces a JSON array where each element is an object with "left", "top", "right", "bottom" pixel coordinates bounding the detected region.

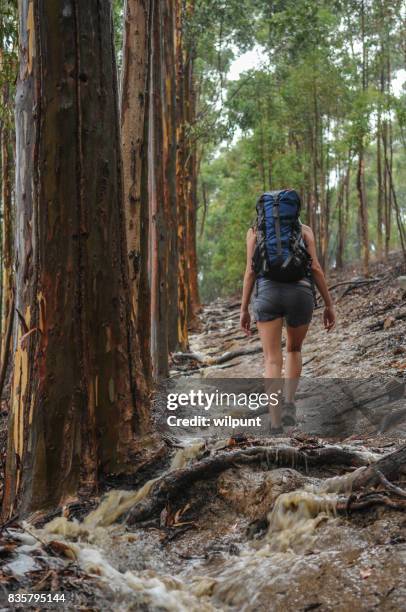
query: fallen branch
[
  {"left": 328, "top": 278, "right": 381, "bottom": 292},
  {"left": 303, "top": 355, "right": 317, "bottom": 367},
  {"left": 367, "top": 312, "right": 406, "bottom": 331},
  {"left": 126, "top": 444, "right": 376, "bottom": 524},
  {"left": 374, "top": 469, "right": 406, "bottom": 498}
]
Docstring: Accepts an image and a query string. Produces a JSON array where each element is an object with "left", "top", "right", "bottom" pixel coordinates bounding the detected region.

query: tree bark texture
[
  {"left": 0, "top": 78, "right": 14, "bottom": 396},
  {"left": 120, "top": 0, "right": 152, "bottom": 390},
  {"left": 357, "top": 146, "right": 369, "bottom": 277},
  {"left": 175, "top": 0, "right": 189, "bottom": 351},
  {"left": 149, "top": 0, "right": 169, "bottom": 379},
  {"left": 162, "top": 0, "right": 179, "bottom": 353},
  {"left": 3, "top": 0, "right": 151, "bottom": 518},
  {"left": 185, "top": 47, "right": 200, "bottom": 318}
]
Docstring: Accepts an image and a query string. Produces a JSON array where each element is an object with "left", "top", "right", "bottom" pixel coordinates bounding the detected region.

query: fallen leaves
[
  {"left": 383, "top": 316, "right": 396, "bottom": 330},
  {"left": 45, "top": 540, "right": 77, "bottom": 561},
  {"left": 388, "top": 360, "right": 406, "bottom": 371}
]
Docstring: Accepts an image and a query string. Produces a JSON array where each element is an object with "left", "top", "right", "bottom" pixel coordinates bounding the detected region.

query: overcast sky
[{"left": 228, "top": 47, "right": 406, "bottom": 97}]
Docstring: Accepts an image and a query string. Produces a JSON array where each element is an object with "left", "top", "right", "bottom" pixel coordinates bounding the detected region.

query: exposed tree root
[
  {"left": 339, "top": 493, "right": 406, "bottom": 513},
  {"left": 126, "top": 443, "right": 392, "bottom": 524},
  {"left": 171, "top": 346, "right": 262, "bottom": 367},
  {"left": 374, "top": 470, "right": 406, "bottom": 498},
  {"left": 350, "top": 444, "right": 406, "bottom": 489}
]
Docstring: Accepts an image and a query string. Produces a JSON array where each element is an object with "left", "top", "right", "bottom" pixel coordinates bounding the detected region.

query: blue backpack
[{"left": 252, "top": 189, "right": 312, "bottom": 282}]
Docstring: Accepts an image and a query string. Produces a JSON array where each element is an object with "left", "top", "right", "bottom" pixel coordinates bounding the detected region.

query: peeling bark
[
  {"left": 175, "top": 0, "right": 189, "bottom": 351},
  {"left": 120, "top": 0, "right": 152, "bottom": 390},
  {"left": 0, "top": 78, "right": 14, "bottom": 398},
  {"left": 163, "top": 0, "right": 180, "bottom": 354},
  {"left": 184, "top": 32, "right": 200, "bottom": 318},
  {"left": 149, "top": 0, "right": 169, "bottom": 379},
  {"left": 3, "top": 0, "right": 152, "bottom": 518}
]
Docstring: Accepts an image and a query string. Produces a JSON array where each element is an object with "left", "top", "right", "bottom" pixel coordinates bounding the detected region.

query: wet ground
[{"left": 1, "top": 255, "right": 406, "bottom": 611}]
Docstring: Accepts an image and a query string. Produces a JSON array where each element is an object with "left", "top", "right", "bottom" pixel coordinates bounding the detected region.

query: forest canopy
[{"left": 192, "top": 0, "right": 406, "bottom": 300}]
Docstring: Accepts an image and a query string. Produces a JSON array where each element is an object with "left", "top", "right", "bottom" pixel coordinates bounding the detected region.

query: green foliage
[
  {"left": 198, "top": 139, "right": 263, "bottom": 300},
  {"left": 0, "top": 0, "right": 18, "bottom": 128},
  {"left": 112, "top": 0, "right": 124, "bottom": 73},
  {"left": 195, "top": 0, "right": 406, "bottom": 300}
]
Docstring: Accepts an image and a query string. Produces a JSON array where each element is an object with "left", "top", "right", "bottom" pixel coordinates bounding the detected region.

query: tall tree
[
  {"left": 0, "top": 0, "right": 17, "bottom": 397},
  {"left": 183, "top": 0, "right": 201, "bottom": 318},
  {"left": 355, "top": 0, "right": 369, "bottom": 276},
  {"left": 149, "top": 0, "right": 169, "bottom": 378},
  {"left": 3, "top": 0, "right": 151, "bottom": 517},
  {"left": 175, "top": 0, "right": 189, "bottom": 351},
  {"left": 120, "top": 0, "right": 152, "bottom": 389},
  {"left": 0, "top": 76, "right": 14, "bottom": 396},
  {"left": 162, "top": 0, "right": 180, "bottom": 352}
]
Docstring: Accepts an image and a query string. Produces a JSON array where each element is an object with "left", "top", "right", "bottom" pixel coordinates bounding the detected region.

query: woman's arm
[
  {"left": 302, "top": 225, "right": 336, "bottom": 331},
  {"left": 240, "top": 228, "right": 257, "bottom": 335}
]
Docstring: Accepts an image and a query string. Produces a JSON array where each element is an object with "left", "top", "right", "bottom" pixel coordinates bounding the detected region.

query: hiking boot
[
  {"left": 269, "top": 425, "right": 284, "bottom": 436},
  {"left": 281, "top": 401, "right": 297, "bottom": 427}
]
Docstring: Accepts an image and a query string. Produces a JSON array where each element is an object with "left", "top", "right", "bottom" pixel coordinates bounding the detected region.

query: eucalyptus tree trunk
[
  {"left": 383, "top": 50, "right": 393, "bottom": 260},
  {"left": 376, "top": 111, "right": 384, "bottom": 260},
  {"left": 120, "top": 0, "right": 152, "bottom": 389},
  {"left": 149, "top": 0, "right": 169, "bottom": 379},
  {"left": 357, "top": 146, "right": 369, "bottom": 276},
  {"left": 184, "top": 40, "right": 201, "bottom": 319},
  {"left": 335, "top": 169, "right": 346, "bottom": 270},
  {"left": 336, "top": 158, "right": 352, "bottom": 270},
  {"left": 0, "top": 77, "right": 14, "bottom": 398},
  {"left": 382, "top": 120, "right": 391, "bottom": 259},
  {"left": 313, "top": 84, "right": 328, "bottom": 269},
  {"left": 162, "top": 0, "right": 179, "bottom": 353},
  {"left": 376, "top": 50, "right": 386, "bottom": 261},
  {"left": 187, "top": 146, "right": 201, "bottom": 318},
  {"left": 3, "top": 0, "right": 151, "bottom": 518},
  {"left": 357, "top": 0, "right": 369, "bottom": 276},
  {"left": 175, "top": 0, "right": 189, "bottom": 351}
]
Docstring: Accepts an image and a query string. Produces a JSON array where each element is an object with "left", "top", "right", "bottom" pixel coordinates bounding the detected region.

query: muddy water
[{"left": 4, "top": 439, "right": 403, "bottom": 611}]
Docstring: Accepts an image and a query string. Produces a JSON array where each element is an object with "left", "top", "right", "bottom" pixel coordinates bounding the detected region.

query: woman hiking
[{"left": 240, "top": 189, "right": 335, "bottom": 433}]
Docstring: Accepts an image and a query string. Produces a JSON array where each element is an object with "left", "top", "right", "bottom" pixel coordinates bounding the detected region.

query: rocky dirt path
[
  {"left": 184, "top": 256, "right": 406, "bottom": 380},
  {"left": 171, "top": 254, "right": 406, "bottom": 439}
]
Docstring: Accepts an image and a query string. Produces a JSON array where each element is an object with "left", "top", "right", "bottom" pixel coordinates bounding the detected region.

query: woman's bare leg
[
  {"left": 257, "top": 318, "right": 283, "bottom": 427},
  {"left": 285, "top": 323, "right": 310, "bottom": 403}
]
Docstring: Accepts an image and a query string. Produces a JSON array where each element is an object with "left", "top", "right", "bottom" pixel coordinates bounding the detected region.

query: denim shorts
[{"left": 251, "top": 277, "right": 314, "bottom": 327}]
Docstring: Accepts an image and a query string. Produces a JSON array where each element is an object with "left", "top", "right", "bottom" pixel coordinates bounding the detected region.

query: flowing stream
[{"left": 4, "top": 439, "right": 405, "bottom": 611}]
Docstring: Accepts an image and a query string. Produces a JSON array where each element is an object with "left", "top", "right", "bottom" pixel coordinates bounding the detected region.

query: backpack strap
[
  {"left": 281, "top": 229, "right": 300, "bottom": 269},
  {"left": 272, "top": 192, "right": 282, "bottom": 262}
]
